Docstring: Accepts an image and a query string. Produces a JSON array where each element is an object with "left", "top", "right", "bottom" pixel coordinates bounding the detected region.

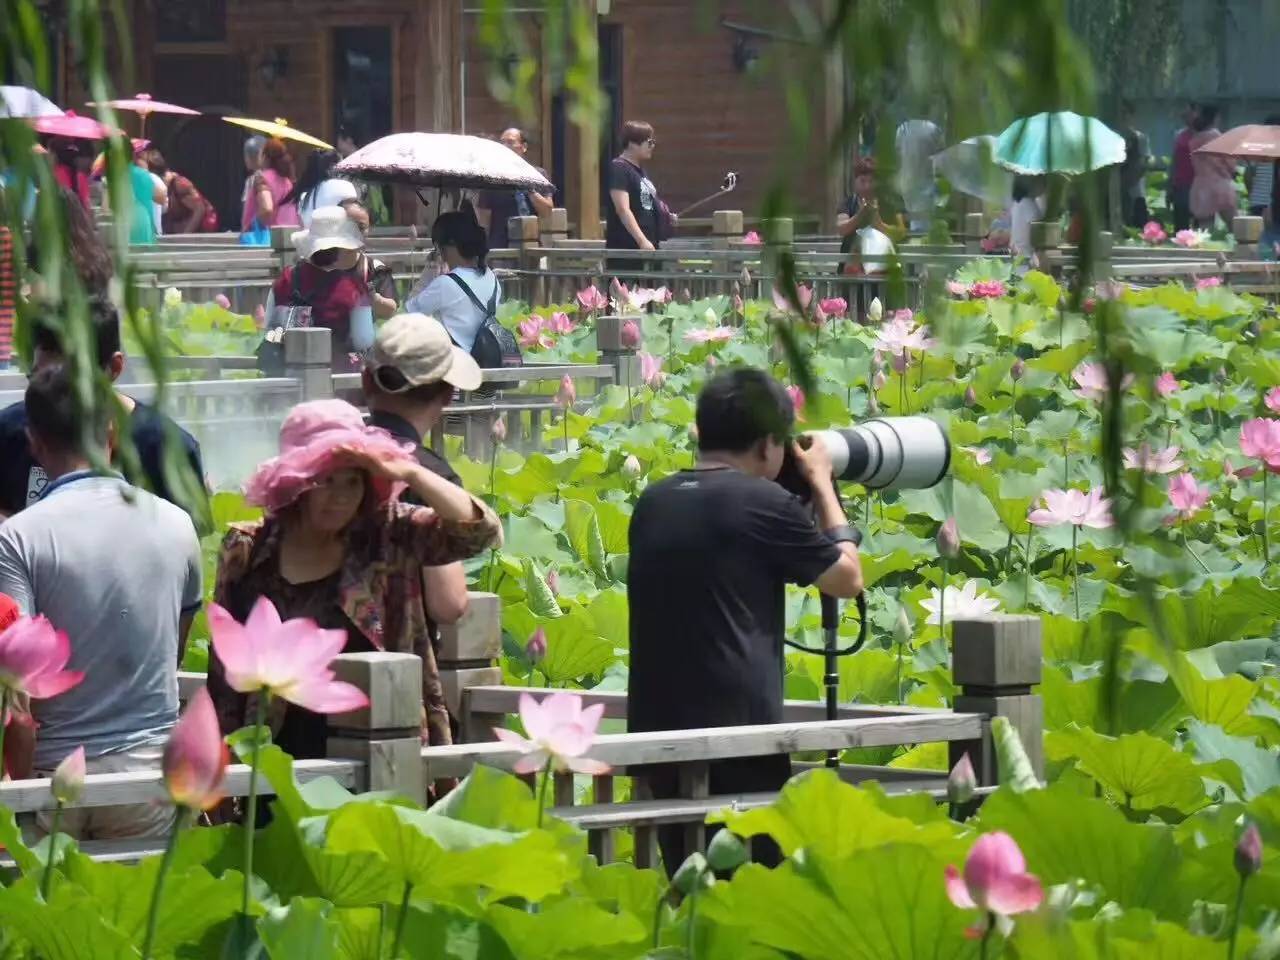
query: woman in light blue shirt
[{"left": 405, "top": 210, "right": 501, "bottom": 352}]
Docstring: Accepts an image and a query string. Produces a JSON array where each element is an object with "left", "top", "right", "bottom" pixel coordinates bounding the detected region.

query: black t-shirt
[
  {"left": 606, "top": 157, "right": 660, "bottom": 250},
  {"left": 838, "top": 195, "right": 862, "bottom": 254},
  {"left": 366, "top": 410, "right": 462, "bottom": 494},
  {"left": 0, "top": 397, "right": 206, "bottom": 519},
  {"left": 478, "top": 168, "right": 553, "bottom": 249},
  {"left": 626, "top": 467, "right": 842, "bottom": 734}
]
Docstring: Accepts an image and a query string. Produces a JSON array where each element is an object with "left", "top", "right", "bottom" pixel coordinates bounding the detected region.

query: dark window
[
  {"left": 333, "top": 27, "right": 393, "bottom": 148},
  {"left": 155, "top": 0, "right": 226, "bottom": 43}
]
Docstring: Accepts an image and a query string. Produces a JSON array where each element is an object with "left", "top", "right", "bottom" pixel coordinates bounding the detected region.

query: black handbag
[{"left": 256, "top": 269, "right": 313, "bottom": 376}]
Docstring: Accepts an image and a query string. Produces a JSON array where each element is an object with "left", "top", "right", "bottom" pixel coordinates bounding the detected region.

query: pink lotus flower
[
  {"left": 163, "top": 687, "right": 229, "bottom": 812},
  {"left": 207, "top": 597, "right": 369, "bottom": 713},
  {"left": 742, "top": 231, "right": 763, "bottom": 245},
  {"left": 518, "top": 316, "right": 554, "bottom": 350},
  {"left": 893, "top": 308, "right": 914, "bottom": 323},
  {"left": 492, "top": 691, "right": 609, "bottom": 775},
  {"left": 1155, "top": 372, "right": 1180, "bottom": 398},
  {"left": 891, "top": 351, "right": 910, "bottom": 373},
  {"left": 1224, "top": 459, "right": 1259, "bottom": 483},
  {"left": 576, "top": 286, "right": 608, "bottom": 313},
  {"left": 1082, "top": 297, "right": 1097, "bottom": 314},
  {"left": 1168, "top": 472, "right": 1210, "bottom": 519},
  {"left": 946, "top": 280, "right": 969, "bottom": 297},
  {"left": 810, "top": 304, "right": 828, "bottom": 327},
  {"left": 549, "top": 311, "right": 576, "bottom": 335},
  {"left": 556, "top": 375, "right": 577, "bottom": 409},
  {"left": 525, "top": 627, "right": 547, "bottom": 665},
  {"left": 638, "top": 351, "right": 664, "bottom": 388},
  {"left": 253, "top": 304, "right": 267, "bottom": 327},
  {"left": 770, "top": 283, "right": 813, "bottom": 314},
  {"left": 786, "top": 385, "right": 806, "bottom": 419},
  {"left": 1028, "top": 487, "right": 1115, "bottom": 529},
  {"left": 969, "top": 279, "right": 1007, "bottom": 299},
  {"left": 960, "top": 445, "right": 993, "bottom": 465},
  {"left": 1122, "top": 443, "right": 1184, "bottom": 474},
  {"left": 1196, "top": 276, "right": 1223, "bottom": 289},
  {"left": 620, "top": 319, "right": 641, "bottom": 349},
  {"left": 874, "top": 314, "right": 933, "bottom": 355},
  {"left": 1265, "top": 387, "right": 1280, "bottom": 413},
  {"left": 213, "top": 293, "right": 232, "bottom": 310},
  {"left": 1071, "top": 362, "right": 1134, "bottom": 400},
  {"left": 1173, "top": 229, "right": 1204, "bottom": 248},
  {"left": 0, "top": 615, "right": 84, "bottom": 702},
  {"left": 945, "top": 831, "right": 1044, "bottom": 931},
  {"left": 52, "top": 746, "right": 86, "bottom": 805},
  {"left": 1141, "top": 221, "right": 1167, "bottom": 244},
  {"left": 1240, "top": 418, "right": 1280, "bottom": 472},
  {"left": 872, "top": 370, "right": 887, "bottom": 391},
  {"left": 684, "top": 326, "right": 736, "bottom": 344},
  {"left": 819, "top": 297, "right": 848, "bottom": 318}
]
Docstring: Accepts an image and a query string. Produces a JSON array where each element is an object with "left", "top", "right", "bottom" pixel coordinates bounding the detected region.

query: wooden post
[
  {"left": 439, "top": 592, "right": 503, "bottom": 742},
  {"left": 596, "top": 315, "right": 640, "bottom": 388},
  {"left": 283, "top": 327, "right": 333, "bottom": 401},
  {"left": 948, "top": 615, "right": 1044, "bottom": 787},
  {"left": 711, "top": 210, "right": 743, "bottom": 294},
  {"left": 326, "top": 652, "right": 426, "bottom": 802},
  {"left": 1231, "top": 215, "right": 1264, "bottom": 261},
  {"left": 569, "top": 0, "right": 602, "bottom": 241},
  {"left": 543, "top": 207, "right": 570, "bottom": 244},
  {"left": 511, "top": 215, "right": 546, "bottom": 307}
]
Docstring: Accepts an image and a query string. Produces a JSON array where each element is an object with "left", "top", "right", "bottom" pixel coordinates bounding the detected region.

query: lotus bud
[
  {"left": 163, "top": 688, "right": 230, "bottom": 812},
  {"left": 620, "top": 319, "right": 642, "bottom": 350},
  {"left": 947, "top": 753, "right": 976, "bottom": 806},
  {"left": 963, "top": 386, "right": 977, "bottom": 408},
  {"left": 672, "top": 852, "right": 709, "bottom": 895},
  {"left": 51, "top": 746, "right": 86, "bottom": 806},
  {"left": 213, "top": 293, "right": 231, "bottom": 310},
  {"left": 679, "top": 287, "right": 693, "bottom": 305},
  {"left": 740, "top": 266, "right": 751, "bottom": 288},
  {"left": 163, "top": 286, "right": 182, "bottom": 309},
  {"left": 867, "top": 297, "right": 883, "bottom": 323},
  {"left": 622, "top": 454, "right": 642, "bottom": 479},
  {"left": 891, "top": 352, "right": 909, "bottom": 374},
  {"left": 1011, "top": 358, "right": 1026, "bottom": 381},
  {"left": 526, "top": 627, "right": 548, "bottom": 664},
  {"left": 894, "top": 606, "right": 912, "bottom": 647},
  {"left": 545, "top": 569, "right": 559, "bottom": 596},
  {"left": 1235, "top": 822, "right": 1263, "bottom": 878},
  {"left": 555, "top": 375, "right": 577, "bottom": 409},
  {"left": 937, "top": 517, "right": 961, "bottom": 559},
  {"left": 812, "top": 304, "right": 827, "bottom": 326},
  {"left": 872, "top": 350, "right": 885, "bottom": 369},
  {"left": 704, "top": 307, "right": 718, "bottom": 325},
  {"left": 706, "top": 830, "right": 748, "bottom": 872},
  {"left": 872, "top": 370, "right": 887, "bottom": 391},
  {"left": 490, "top": 414, "right": 507, "bottom": 444},
  {"left": 732, "top": 281, "right": 741, "bottom": 297},
  {"left": 733, "top": 294, "right": 744, "bottom": 315}
]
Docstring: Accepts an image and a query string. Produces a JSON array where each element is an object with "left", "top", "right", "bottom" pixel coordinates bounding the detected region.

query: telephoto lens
[{"left": 808, "top": 417, "right": 950, "bottom": 491}]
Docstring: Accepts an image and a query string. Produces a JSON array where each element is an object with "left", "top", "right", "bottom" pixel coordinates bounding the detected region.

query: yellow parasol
[{"left": 221, "top": 116, "right": 332, "bottom": 150}]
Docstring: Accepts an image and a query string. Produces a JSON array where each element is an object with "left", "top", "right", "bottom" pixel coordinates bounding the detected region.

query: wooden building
[{"left": 53, "top": 0, "right": 842, "bottom": 234}]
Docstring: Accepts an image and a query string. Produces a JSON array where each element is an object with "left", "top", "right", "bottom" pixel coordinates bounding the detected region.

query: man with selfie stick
[{"left": 627, "top": 369, "right": 864, "bottom": 874}]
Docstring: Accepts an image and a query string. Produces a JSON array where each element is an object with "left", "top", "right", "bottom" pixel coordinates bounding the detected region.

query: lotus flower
[
  {"left": 518, "top": 316, "right": 553, "bottom": 350},
  {"left": 920, "top": 581, "right": 1001, "bottom": 625},
  {"left": 685, "top": 326, "right": 735, "bottom": 344},
  {"left": 1168, "top": 472, "right": 1210, "bottom": 520},
  {"left": 1264, "top": 387, "right": 1280, "bottom": 413},
  {"left": 490, "top": 414, "right": 507, "bottom": 444},
  {"left": 549, "top": 311, "right": 576, "bottom": 334},
  {"left": 969, "top": 279, "right": 1007, "bottom": 299},
  {"left": 740, "top": 266, "right": 752, "bottom": 287},
  {"left": 1223, "top": 459, "right": 1259, "bottom": 483},
  {"left": 525, "top": 627, "right": 547, "bottom": 665},
  {"left": 163, "top": 286, "right": 182, "bottom": 308},
  {"left": 1240, "top": 418, "right": 1280, "bottom": 472},
  {"left": 207, "top": 597, "right": 369, "bottom": 713},
  {"left": 621, "top": 454, "right": 642, "bottom": 479},
  {"left": 1173, "top": 229, "right": 1205, "bottom": 248},
  {"left": 576, "top": 286, "right": 608, "bottom": 313},
  {"left": 742, "top": 231, "right": 763, "bottom": 245},
  {"left": 1028, "top": 487, "right": 1115, "bottom": 529},
  {"left": 1141, "top": 221, "right": 1167, "bottom": 244},
  {"left": 811, "top": 304, "right": 827, "bottom": 327},
  {"left": 732, "top": 293, "right": 744, "bottom": 315},
  {"left": 819, "top": 297, "right": 848, "bottom": 318},
  {"left": 545, "top": 568, "right": 559, "bottom": 596},
  {"left": 638, "top": 352, "right": 664, "bottom": 388},
  {"left": 963, "top": 386, "right": 977, "bottom": 407},
  {"left": 874, "top": 314, "right": 933, "bottom": 355},
  {"left": 0, "top": 615, "right": 84, "bottom": 702},
  {"left": 555, "top": 375, "right": 577, "bottom": 409},
  {"left": 786, "top": 385, "right": 806, "bottom": 419},
  {"left": 679, "top": 288, "right": 693, "bottom": 305},
  {"left": 52, "top": 746, "right": 85, "bottom": 805},
  {"left": 1122, "top": 443, "right": 1184, "bottom": 474},
  {"left": 492, "top": 691, "right": 609, "bottom": 774},
  {"left": 213, "top": 293, "right": 232, "bottom": 310},
  {"left": 619, "top": 319, "right": 641, "bottom": 349},
  {"left": 894, "top": 308, "right": 914, "bottom": 323},
  {"left": 1196, "top": 276, "right": 1223, "bottom": 289},
  {"left": 1011, "top": 359, "right": 1025, "bottom": 382},
  {"left": 872, "top": 370, "right": 887, "bottom": 391},
  {"left": 770, "top": 283, "right": 813, "bottom": 314},
  {"left": 945, "top": 280, "right": 969, "bottom": 297},
  {"left": 162, "top": 687, "right": 229, "bottom": 812},
  {"left": 1071, "top": 362, "right": 1134, "bottom": 400},
  {"left": 961, "top": 446, "right": 993, "bottom": 466},
  {"left": 945, "top": 831, "right": 1044, "bottom": 926},
  {"left": 1155, "top": 372, "right": 1181, "bottom": 398}
]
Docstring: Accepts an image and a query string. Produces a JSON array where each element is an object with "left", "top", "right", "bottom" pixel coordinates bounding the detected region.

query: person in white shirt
[
  {"left": 286, "top": 149, "right": 360, "bottom": 228},
  {"left": 405, "top": 210, "right": 501, "bottom": 354},
  {"left": 1010, "top": 176, "right": 1047, "bottom": 259}
]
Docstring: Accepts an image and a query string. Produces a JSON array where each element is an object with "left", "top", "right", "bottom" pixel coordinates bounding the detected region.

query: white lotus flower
[
  {"left": 163, "top": 286, "right": 183, "bottom": 308},
  {"left": 919, "top": 580, "right": 1001, "bottom": 626}
]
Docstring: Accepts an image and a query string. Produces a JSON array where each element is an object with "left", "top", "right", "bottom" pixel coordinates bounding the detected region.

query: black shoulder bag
[{"left": 446, "top": 272, "right": 521, "bottom": 369}]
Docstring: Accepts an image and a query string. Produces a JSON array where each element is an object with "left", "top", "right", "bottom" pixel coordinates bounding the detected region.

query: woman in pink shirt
[
  {"left": 1188, "top": 104, "right": 1237, "bottom": 229},
  {"left": 250, "top": 138, "right": 300, "bottom": 229}
]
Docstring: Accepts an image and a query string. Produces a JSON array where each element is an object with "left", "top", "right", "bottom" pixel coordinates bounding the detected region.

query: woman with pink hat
[{"left": 207, "top": 399, "right": 500, "bottom": 770}]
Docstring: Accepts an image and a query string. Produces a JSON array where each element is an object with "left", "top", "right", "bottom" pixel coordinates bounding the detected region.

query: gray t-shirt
[{"left": 0, "top": 472, "right": 202, "bottom": 768}]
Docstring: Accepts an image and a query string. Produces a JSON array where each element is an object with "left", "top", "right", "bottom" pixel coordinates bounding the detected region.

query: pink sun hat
[{"left": 243, "top": 399, "right": 418, "bottom": 513}]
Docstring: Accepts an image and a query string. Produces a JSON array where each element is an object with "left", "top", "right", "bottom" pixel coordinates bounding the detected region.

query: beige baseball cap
[{"left": 368, "top": 313, "right": 483, "bottom": 392}]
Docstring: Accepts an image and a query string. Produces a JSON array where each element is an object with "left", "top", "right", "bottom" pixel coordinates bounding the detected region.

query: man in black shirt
[
  {"left": 476, "top": 128, "right": 554, "bottom": 249},
  {"left": 363, "top": 312, "right": 485, "bottom": 631},
  {"left": 628, "top": 368, "right": 864, "bottom": 874},
  {"left": 606, "top": 120, "right": 670, "bottom": 254},
  {"left": 0, "top": 300, "right": 207, "bottom": 527}
]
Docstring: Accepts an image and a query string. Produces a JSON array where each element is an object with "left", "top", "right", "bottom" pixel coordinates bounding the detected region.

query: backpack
[{"left": 446, "top": 272, "right": 521, "bottom": 368}]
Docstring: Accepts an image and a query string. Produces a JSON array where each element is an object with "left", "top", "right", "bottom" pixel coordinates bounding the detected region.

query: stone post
[
  {"left": 963, "top": 212, "right": 986, "bottom": 255},
  {"left": 1231, "top": 215, "right": 1264, "bottom": 261},
  {"left": 1093, "top": 230, "right": 1114, "bottom": 281},
  {"left": 510, "top": 215, "right": 546, "bottom": 306},
  {"left": 596, "top": 315, "right": 641, "bottom": 388},
  {"left": 270, "top": 224, "right": 297, "bottom": 270},
  {"left": 283, "top": 327, "right": 333, "bottom": 401},
  {"left": 762, "top": 216, "right": 794, "bottom": 306},
  {"left": 326, "top": 652, "right": 426, "bottom": 802},
  {"left": 712, "top": 210, "right": 744, "bottom": 295},
  {"left": 543, "top": 207, "right": 570, "bottom": 244},
  {"left": 437, "top": 592, "right": 503, "bottom": 742},
  {"left": 1030, "top": 221, "right": 1062, "bottom": 275},
  {"left": 948, "top": 615, "right": 1044, "bottom": 787}
]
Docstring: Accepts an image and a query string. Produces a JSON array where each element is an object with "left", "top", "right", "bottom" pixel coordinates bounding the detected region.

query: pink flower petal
[
  {"left": 24, "top": 669, "right": 86, "bottom": 699},
  {"left": 565, "top": 755, "right": 611, "bottom": 775},
  {"left": 512, "top": 751, "right": 548, "bottom": 775},
  {"left": 945, "top": 865, "right": 976, "bottom": 909},
  {"left": 282, "top": 676, "right": 370, "bottom": 714},
  {"left": 985, "top": 872, "right": 1045, "bottom": 915}
]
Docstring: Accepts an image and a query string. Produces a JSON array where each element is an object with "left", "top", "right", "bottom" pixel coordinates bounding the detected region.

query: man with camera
[{"left": 627, "top": 368, "right": 864, "bottom": 873}]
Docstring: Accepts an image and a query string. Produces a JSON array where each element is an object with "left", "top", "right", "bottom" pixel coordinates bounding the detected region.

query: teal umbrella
[{"left": 994, "top": 111, "right": 1126, "bottom": 175}]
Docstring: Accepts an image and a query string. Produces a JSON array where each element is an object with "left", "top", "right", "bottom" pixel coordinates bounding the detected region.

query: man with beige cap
[{"left": 363, "top": 313, "right": 483, "bottom": 645}]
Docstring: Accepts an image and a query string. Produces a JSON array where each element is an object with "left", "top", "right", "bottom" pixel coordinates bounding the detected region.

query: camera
[{"left": 777, "top": 416, "right": 951, "bottom": 498}]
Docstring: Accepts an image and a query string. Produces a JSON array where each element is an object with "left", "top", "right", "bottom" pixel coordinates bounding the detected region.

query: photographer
[{"left": 627, "top": 368, "right": 863, "bottom": 873}]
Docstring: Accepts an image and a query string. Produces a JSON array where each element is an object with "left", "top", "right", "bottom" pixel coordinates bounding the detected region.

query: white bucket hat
[{"left": 291, "top": 205, "right": 364, "bottom": 262}]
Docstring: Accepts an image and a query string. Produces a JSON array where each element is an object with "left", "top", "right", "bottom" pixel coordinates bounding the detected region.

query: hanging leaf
[
  {"left": 991, "top": 715, "right": 1042, "bottom": 793},
  {"left": 521, "top": 557, "right": 563, "bottom": 619}
]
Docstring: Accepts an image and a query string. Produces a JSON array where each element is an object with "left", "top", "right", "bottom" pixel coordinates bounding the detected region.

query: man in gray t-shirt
[{"left": 0, "top": 366, "right": 201, "bottom": 840}]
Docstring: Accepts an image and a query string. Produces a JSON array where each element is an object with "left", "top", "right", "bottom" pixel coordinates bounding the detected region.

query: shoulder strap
[
  {"left": 485, "top": 279, "right": 498, "bottom": 316},
  {"left": 291, "top": 266, "right": 307, "bottom": 305},
  {"left": 445, "top": 271, "right": 492, "bottom": 318}
]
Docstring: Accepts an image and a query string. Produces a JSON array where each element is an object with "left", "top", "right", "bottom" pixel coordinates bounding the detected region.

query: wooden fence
[{"left": 2, "top": 613, "right": 1042, "bottom": 868}]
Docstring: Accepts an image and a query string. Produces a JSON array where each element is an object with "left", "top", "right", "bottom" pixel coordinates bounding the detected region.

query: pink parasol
[
  {"left": 86, "top": 92, "right": 199, "bottom": 135},
  {"left": 1194, "top": 125, "right": 1280, "bottom": 161},
  {"left": 30, "top": 110, "right": 120, "bottom": 141}
]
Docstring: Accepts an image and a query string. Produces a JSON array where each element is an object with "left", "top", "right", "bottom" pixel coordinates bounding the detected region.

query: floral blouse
[{"left": 210, "top": 497, "right": 501, "bottom": 750}]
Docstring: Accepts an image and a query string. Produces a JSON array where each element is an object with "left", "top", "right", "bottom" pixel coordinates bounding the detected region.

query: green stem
[
  {"left": 41, "top": 802, "right": 63, "bottom": 901},
  {"left": 0, "top": 690, "right": 8, "bottom": 765},
  {"left": 939, "top": 557, "right": 948, "bottom": 642},
  {"left": 1023, "top": 528, "right": 1034, "bottom": 610},
  {"left": 1072, "top": 525, "right": 1081, "bottom": 621},
  {"left": 142, "top": 807, "right": 187, "bottom": 960},
  {"left": 1062, "top": 441, "right": 1069, "bottom": 487},
  {"left": 895, "top": 641, "right": 904, "bottom": 704},
  {"left": 979, "top": 914, "right": 996, "bottom": 960},
  {"left": 685, "top": 891, "right": 699, "bottom": 959},
  {"left": 1182, "top": 526, "right": 1211, "bottom": 573},
  {"left": 1264, "top": 471, "right": 1271, "bottom": 566},
  {"left": 1010, "top": 381, "right": 1018, "bottom": 446},
  {"left": 536, "top": 758, "right": 552, "bottom": 830},
  {"left": 389, "top": 881, "right": 413, "bottom": 960},
  {"left": 651, "top": 884, "right": 671, "bottom": 948},
  {"left": 241, "top": 690, "right": 269, "bottom": 918},
  {"left": 1227, "top": 876, "right": 1248, "bottom": 960},
  {"left": 563, "top": 416, "right": 569, "bottom": 453}
]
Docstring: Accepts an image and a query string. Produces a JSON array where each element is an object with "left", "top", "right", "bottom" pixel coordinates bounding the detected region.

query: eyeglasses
[{"left": 645, "top": 138, "right": 657, "bottom": 147}]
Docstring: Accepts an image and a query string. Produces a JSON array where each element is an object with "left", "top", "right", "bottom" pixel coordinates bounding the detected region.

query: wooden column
[
  {"left": 283, "top": 328, "right": 333, "bottom": 401},
  {"left": 414, "top": 0, "right": 462, "bottom": 134},
  {"left": 439, "top": 592, "right": 503, "bottom": 742},
  {"left": 596, "top": 315, "right": 640, "bottom": 387},
  {"left": 963, "top": 212, "right": 986, "bottom": 255},
  {"left": 510, "top": 215, "right": 546, "bottom": 307},
  {"left": 948, "top": 615, "right": 1044, "bottom": 787},
  {"left": 327, "top": 652, "right": 426, "bottom": 802},
  {"left": 569, "top": 0, "right": 602, "bottom": 241},
  {"left": 820, "top": 0, "right": 848, "bottom": 233}
]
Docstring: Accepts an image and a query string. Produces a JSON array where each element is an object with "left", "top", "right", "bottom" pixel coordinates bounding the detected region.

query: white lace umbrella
[{"left": 335, "top": 132, "right": 553, "bottom": 192}]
